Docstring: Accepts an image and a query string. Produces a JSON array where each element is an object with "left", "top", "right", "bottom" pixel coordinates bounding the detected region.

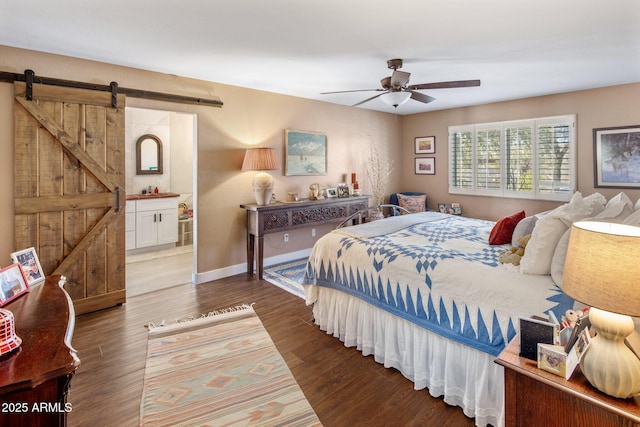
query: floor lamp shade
[
  {"left": 242, "top": 148, "right": 280, "bottom": 205},
  {"left": 562, "top": 221, "right": 640, "bottom": 398}
]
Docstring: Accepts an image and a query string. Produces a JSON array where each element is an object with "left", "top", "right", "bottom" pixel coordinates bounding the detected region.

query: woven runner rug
[
  {"left": 140, "top": 305, "right": 321, "bottom": 426},
  {"left": 263, "top": 258, "right": 307, "bottom": 299}
]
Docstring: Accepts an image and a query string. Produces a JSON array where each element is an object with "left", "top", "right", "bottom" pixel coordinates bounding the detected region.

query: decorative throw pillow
[
  {"left": 397, "top": 194, "right": 426, "bottom": 214},
  {"left": 488, "top": 210, "right": 526, "bottom": 245},
  {"left": 520, "top": 195, "right": 593, "bottom": 275}
]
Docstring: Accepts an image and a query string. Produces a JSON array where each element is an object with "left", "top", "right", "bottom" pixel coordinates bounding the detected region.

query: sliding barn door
[{"left": 13, "top": 82, "right": 126, "bottom": 315}]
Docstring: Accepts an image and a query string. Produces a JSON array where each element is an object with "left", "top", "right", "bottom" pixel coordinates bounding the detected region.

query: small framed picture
[
  {"left": 11, "top": 247, "right": 45, "bottom": 286},
  {"left": 337, "top": 183, "right": 350, "bottom": 198},
  {"left": 415, "top": 136, "right": 435, "bottom": 154},
  {"left": 0, "top": 264, "right": 30, "bottom": 306},
  {"left": 415, "top": 157, "right": 435, "bottom": 175},
  {"left": 326, "top": 188, "right": 338, "bottom": 198},
  {"left": 451, "top": 203, "right": 462, "bottom": 215}
]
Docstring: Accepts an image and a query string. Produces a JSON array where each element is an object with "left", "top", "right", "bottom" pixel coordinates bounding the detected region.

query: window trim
[{"left": 448, "top": 114, "right": 576, "bottom": 202}]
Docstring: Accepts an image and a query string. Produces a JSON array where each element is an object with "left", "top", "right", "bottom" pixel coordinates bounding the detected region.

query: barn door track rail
[{"left": 1, "top": 69, "right": 223, "bottom": 108}]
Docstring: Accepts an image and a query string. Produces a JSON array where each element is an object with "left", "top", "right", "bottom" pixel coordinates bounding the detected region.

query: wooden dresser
[
  {"left": 495, "top": 336, "right": 640, "bottom": 426},
  {"left": 0, "top": 276, "right": 80, "bottom": 427}
]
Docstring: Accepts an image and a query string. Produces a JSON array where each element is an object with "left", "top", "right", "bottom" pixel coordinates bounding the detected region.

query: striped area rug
[{"left": 140, "top": 305, "right": 321, "bottom": 426}]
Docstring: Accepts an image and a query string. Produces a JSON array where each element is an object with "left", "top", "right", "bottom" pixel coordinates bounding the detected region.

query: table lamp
[
  {"left": 562, "top": 220, "right": 640, "bottom": 398},
  {"left": 241, "top": 147, "right": 279, "bottom": 205}
]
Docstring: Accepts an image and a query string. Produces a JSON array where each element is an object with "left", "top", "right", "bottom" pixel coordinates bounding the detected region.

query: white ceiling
[{"left": 1, "top": 0, "right": 639, "bottom": 115}]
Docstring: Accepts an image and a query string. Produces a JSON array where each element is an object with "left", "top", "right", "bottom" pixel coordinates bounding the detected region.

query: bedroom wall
[
  {"left": 0, "top": 45, "right": 402, "bottom": 281},
  {"left": 401, "top": 82, "right": 640, "bottom": 221}
]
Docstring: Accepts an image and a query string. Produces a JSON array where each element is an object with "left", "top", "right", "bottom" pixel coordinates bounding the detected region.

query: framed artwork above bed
[{"left": 593, "top": 125, "right": 640, "bottom": 188}]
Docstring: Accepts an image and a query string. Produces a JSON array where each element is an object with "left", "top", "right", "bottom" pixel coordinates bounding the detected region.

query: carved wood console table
[{"left": 240, "top": 195, "right": 369, "bottom": 279}]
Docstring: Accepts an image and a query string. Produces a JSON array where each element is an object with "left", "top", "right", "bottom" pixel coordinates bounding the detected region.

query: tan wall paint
[
  {"left": 0, "top": 45, "right": 402, "bottom": 277},
  {"left": 402, "top": 83, "right": 640, "bottom": 220}
]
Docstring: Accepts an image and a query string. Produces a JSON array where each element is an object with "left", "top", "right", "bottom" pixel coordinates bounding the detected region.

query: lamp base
[
  {"left": 253, "top": 172, "right": 274, "bottom": 206},
  {"left": 580, "top": 307, "right": 640, "bottom": 398}
]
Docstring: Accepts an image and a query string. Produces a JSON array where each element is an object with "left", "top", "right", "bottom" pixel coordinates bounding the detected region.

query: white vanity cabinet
[
  {"left": 135, "top": 197, "right": 179, "bottom": 248},
  {"left": 126, "top": 195, "right": 179, "bottom": 251},
  {"left": 125, "top": 200, "right": 137, "bottom": 250}
]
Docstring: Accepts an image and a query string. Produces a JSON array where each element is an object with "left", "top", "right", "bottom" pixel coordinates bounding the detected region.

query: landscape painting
[{"left": 285, "top": 129, "right": 327, "bottom": 176}]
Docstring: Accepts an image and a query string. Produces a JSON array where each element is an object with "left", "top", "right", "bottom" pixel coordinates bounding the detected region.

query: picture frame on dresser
[
  {"left": 10, "top": 246, "right": 45, "bottom": 286},
  {"left": 593, "top": 125, "right": 640, "bottom": 188},
  {"left": 0, "top": 263, "right": 30, "bottom": 306}
]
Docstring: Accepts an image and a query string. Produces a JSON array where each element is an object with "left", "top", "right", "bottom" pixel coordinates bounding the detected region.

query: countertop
[{"left": 126, "top": 192, "right": 180, "bottom": 201}]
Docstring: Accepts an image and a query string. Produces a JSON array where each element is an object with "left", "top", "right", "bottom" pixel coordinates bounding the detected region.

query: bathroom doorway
[{"left": 124, "top": 107, "right": 197, "bottom": 296}]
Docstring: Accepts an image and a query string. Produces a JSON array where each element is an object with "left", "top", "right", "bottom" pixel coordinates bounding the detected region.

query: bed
[{"left": 302, "top": 210, "right": 579, "bottom": 427}]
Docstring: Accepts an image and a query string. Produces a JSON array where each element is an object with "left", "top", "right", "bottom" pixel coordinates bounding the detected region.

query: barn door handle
[{"left": 115, "top": 187, "right": 120, "bottom": 212}]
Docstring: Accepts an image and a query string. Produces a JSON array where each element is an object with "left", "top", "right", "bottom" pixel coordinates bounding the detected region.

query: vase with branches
[{"left": 365, "top": 139, "right": 394, "bottom": 218}]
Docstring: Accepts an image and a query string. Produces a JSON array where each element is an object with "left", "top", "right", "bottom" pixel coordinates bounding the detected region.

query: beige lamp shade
[
  {"left": 241, "top": 147, "right": 279, "bottom": 171},
  {"left": 563, "top": 221, "right": 640, "bottom": 316},
  {"left": 242, "top": 148, "right": 280, "bottom": 205}
]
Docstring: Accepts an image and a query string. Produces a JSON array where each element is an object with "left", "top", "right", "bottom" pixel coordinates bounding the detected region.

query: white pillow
[
  {"left": 520, "top": 196, "right": 592, "bottom": 275},
  {"left": 592, "top": 192, "right": 633, "bottom": 222},
  {"left": 623, "top": 209, "right": 640, "bottom": 226},
  {"left": 583, "top": 192, "right": 606, "bottom": 216},
  {"left": 550, "top": 229, "right": 571, "bottom": 287},
  {"left": 511, "top": 216, "right": 537, "bottom": 247}
]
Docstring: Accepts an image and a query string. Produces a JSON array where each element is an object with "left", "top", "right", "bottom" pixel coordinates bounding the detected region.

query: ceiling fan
[{"left": 321, "top": 58, "right": 480, "bottom": 108}]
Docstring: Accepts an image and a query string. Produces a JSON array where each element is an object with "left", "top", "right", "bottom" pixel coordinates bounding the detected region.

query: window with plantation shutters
[{"left": 449, "top": 115, "right": 575, "bottom": 201}]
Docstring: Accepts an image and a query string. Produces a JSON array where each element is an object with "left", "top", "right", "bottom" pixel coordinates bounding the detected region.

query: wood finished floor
[{"left": 68, "top": 274, "right": 476, "bottom": 427}]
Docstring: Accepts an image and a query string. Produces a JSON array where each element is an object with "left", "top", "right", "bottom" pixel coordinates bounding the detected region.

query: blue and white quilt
[{"left": 303, "top": 212, "right": 574, "bottom": 356}]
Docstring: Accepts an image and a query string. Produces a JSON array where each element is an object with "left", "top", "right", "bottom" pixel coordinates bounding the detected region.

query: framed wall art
[
  {"left": 0, "top": 264, "right": 30, "bottom": 306},
  {"left": 415, "top": 136, "right": 435, "bottom": 154},
  {"left": 593, "top": 125, "right": 640, "bottom": 188},
  {"left": 11, "top": 247, "right": 45, "bottom": 286},
  {"left": 415, "top": 157, "right": 435, "bottom": 175},
  {"left": 284, "top": 129, "right": 327, "bottom": 176}
]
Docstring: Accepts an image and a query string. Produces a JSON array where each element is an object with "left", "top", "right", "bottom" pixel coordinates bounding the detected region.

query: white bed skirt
[{"left": 307, "top": 286, "right": 504, "bottom": 427}]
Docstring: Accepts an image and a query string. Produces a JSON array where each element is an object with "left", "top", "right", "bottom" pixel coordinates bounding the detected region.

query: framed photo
[
  {"left": 0, "top": 264, "right": 30, "bottom": 306},
  {"left": 326, "top": 188, "right": 338, "bottom": 198},
  {"left": 415, "top": 136, "right": 435, "bottom": 154},
  {"left": 284, "top": 129, "right": 327, "bottom": 176},
  {"left": 593, "top": 125, "right": 640, "bottom": 188},
  {"left": 415, "top": 157, "right": 435, "bottom": 175},
  {"left": 11, "top": 247, "right": 45, "bottom": 286},
  {"left": 438, "top": 203, "right": 455, "bottom": 214},
  {"left": 337, "top": 183, "right": 349, "bottom": 198}
]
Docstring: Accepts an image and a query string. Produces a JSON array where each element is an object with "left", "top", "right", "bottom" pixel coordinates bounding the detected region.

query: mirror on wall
[{"left": 136, "top": 134, "right": 163, "bottom": 175}]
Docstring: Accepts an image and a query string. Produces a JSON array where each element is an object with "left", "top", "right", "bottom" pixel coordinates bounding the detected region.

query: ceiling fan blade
[
  {"left": 321, "top": 89, "right": 383, "bottom": 95},
  {"left": 352, "top": 92, "right": 385, "bottom": 107},
  {"left": 408, "top": 79, "right": 481, "bottom": 90},
  {"left": 409, "top": 91, "right": 436, "bottom": 104},
  {"left": 390, "top": 70, "right": 410, "bottom": 88}
]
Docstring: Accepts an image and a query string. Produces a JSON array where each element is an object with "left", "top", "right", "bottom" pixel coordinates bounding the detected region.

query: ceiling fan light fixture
[{"left": 380, "top": 91, "right": 411, "bottom": 108}]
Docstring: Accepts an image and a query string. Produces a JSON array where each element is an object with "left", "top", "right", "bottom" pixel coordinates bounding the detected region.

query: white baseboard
[{"left": 194, "top": 248, "right": 312, "bottom": 285}]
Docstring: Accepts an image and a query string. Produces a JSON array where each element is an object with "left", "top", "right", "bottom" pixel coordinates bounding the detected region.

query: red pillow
[{"left": 488, "top": 210, "right": 526, "bottom": 245}]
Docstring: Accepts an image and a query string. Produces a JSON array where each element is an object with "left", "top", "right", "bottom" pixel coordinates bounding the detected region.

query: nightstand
[{"left": 495, "top": 336, "right": 640, "bottom": 426}]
